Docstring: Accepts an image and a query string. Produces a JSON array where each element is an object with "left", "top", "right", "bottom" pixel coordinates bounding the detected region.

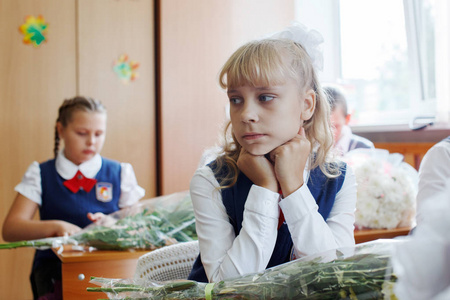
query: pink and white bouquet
[{"left": 343, "top": 149, "right": 418, "bottom": 229}]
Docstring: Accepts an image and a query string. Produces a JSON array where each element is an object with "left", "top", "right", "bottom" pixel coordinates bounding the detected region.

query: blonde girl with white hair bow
[{"left": 188, "top": 23, "right": 357, "bottom": 283}]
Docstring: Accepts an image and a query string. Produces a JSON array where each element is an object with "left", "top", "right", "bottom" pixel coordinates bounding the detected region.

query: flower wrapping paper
[
  {"left": 87, "top": 239, "right": 400, "bottom": 299},
  {"left": 343, "top": 149, "right": 418, "bottom": 229},
  {"left": 0, "top": 191, "right": 197, "bottom": 251}
]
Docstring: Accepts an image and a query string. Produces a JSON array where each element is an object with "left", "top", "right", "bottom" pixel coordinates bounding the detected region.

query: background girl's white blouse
[{"left": 15, "top": 152, "right": 145, "bottom": 207}]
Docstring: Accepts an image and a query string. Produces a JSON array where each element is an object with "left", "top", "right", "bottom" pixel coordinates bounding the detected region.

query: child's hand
[
  {"left": 87, "top": 212, "right": 106, "bottom": 223},
  {"left": 50, "top": 220, "right": 82, "bottom": 237},
  {"left": 269, "top": 127, "right": 311, "bottom": 197},
  {"left": 87, "top": 212, "right": 117, "bottom": 226},
  {"left": 237, "top": 147, "right": 278, "bottom": 192}
]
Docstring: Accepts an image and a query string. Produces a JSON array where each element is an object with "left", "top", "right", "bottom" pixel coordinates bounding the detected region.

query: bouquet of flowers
[
  {"left": 343, "top": 149, "right": 418, "bottom": 229},
  {"left": 0, "top": 191, "right": 197, "bottom": 251},
  {"left": 87, "top": 239, "right": 400, "bottom": 299}
]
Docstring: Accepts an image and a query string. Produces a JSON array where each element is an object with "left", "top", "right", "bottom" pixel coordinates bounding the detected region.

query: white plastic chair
[{"left": 134, "top": 240, "right": 199, "bottom": 283}]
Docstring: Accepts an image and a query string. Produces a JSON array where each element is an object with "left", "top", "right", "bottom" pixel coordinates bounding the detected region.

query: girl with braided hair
[{"left": 2, "top": 96, "right": 145, "bottom": 300}]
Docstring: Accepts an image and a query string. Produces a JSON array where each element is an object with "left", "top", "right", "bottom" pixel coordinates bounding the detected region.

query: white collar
[{"left": 55, "top": 150, "right": 102, "bottom": 180}]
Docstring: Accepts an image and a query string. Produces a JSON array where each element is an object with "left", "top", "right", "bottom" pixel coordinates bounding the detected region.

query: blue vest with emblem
[
  {"left": 33, "top": 157, "right": 121, "bottom": 270},
  {"left": 188, "top": 160, "right": 347, "bottom": 282}
]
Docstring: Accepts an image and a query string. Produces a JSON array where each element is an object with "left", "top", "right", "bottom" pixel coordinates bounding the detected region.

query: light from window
[
  {"left": 412, "top": 0, "right": 436, "bottom": 101},
  {"left": 338, "top": 0, "right": 436, "bottom": 126}
]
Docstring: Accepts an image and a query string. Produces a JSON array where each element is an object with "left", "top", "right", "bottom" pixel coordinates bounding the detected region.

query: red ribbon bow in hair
[{"left": 63, "top": 170, "right": 97, "bottom": 193}]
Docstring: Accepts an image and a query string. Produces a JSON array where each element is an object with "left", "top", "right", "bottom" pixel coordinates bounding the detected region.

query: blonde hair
[
  {"left": 54, "top": 96, "right": 106, "bottom": 158},
  {"left": 214, "top": 38, "right": 338, "bottom": 188}
]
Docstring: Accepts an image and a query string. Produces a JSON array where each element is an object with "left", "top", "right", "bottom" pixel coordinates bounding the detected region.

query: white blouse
[
  {"left": 416, "top": 139, "right": 450, "bottom": 222},
  {"left": 190, "top": 163, "right": 356, "bottom": 282},
  {"left": 15, "top": 151, "right": 145, "bottom": 208}
]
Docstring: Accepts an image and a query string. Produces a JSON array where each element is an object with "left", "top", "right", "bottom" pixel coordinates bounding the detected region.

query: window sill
[{"left": 351, "top": 122, "right": 450, "bottom": 143}]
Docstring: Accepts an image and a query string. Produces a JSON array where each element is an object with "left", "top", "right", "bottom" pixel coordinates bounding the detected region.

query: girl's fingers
[
  {"left": 269, "top": 150, "right": 276, "bottom": 163},
  {"left": 87, "top": 212, "right": 105, "bottom": 222}
]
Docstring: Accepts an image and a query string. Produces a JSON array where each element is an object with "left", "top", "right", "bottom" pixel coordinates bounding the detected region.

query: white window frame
[
  {"left": 295, "top": 0, "right": 450, "bottom": 133},
  {"left": 434, "top": 0, "right": 450, "bottom": 124}
]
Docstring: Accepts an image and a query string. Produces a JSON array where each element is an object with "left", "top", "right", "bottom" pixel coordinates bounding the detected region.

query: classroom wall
[
  {"left": 0, "top": 0, "right": 296, "bottom": 298},
  {"left": 0, "top": 1, "right": 156, "bottom": 299},
  {"left": 2, "top": 1, "right": 443, "bottom": 299},
  {"left": 158, "top": 0, "right": 296, "bottom": 194}
]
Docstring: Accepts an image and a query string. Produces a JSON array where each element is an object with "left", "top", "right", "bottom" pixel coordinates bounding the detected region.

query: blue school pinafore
[
  {"left": 32, "top": 157, "right": 122, "bottom": 271},
  {"left": 188, "top": 160, "right": 346, "bottom": 282}
]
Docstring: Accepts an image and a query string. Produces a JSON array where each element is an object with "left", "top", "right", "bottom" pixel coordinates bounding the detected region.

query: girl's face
[
  {"left": 57, "top": 111, "right": 107, "bottom": 165},
  {"left": 228, "top": 78, "right": 315, "bottom": 155},
  {"left": 330, "top": 106, "right": 348, "bottom": 144}
]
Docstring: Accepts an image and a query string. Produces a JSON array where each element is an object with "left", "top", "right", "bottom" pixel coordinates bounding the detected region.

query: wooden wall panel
[
  {"left": 158, "top": 0, "right": 296, "bottom": 194},
  {"left": 77, "top": 0, "right": 156, "bottom": 197},
  {"left": 0, "top": 1, "right": 77, "bottom": 299}
]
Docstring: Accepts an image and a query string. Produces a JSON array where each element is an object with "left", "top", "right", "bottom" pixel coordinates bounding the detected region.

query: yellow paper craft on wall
[
  {"left": 19, "top": 15, "right": 48, "bottom": 47},
  {"left": 113, "top": 54, "right": 139, "bottom": 84}
]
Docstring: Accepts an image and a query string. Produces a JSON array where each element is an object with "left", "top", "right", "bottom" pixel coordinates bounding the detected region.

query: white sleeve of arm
[
  {"left": 279, "top": 167, "right": 356, "bottom": 258},
  {"left": 14, "top": 161, "right": 42, "bottom": 205},
  {"left": 416, "top": 143, "right": 450, "bottom": 218},
  {"left": 118, "top": 163, "right": 145, "bottom": 208},
  {"left": 190, "top": 167, "right": 280, "bottom": 282}
]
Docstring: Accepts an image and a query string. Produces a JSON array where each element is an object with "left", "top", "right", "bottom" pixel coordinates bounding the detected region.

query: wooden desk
[
  {"left": 354, "top": 227, "right": 411, "bottom": 244},
  {"left": 54, "top": 246, "right": 150, "bottom": 300}
]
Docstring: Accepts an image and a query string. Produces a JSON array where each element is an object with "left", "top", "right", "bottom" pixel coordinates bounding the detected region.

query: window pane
[
  {"left": 339, "top": 0, "right": 410, "bottom": 125},
  {"left": 416, "top": 0, "right": 436, "bottom": 100}
]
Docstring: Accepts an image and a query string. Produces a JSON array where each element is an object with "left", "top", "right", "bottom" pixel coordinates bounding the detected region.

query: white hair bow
[{"left": 267, "top": 22, "right": 324, "bottom": 71}]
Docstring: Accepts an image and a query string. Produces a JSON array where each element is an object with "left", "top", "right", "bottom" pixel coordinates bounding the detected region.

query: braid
[
  {"left": 54, "top": 96, "right": 106, "bottom": 157},
  {"left": 54, "top": 125, "right": 60, "bottom": 158}
]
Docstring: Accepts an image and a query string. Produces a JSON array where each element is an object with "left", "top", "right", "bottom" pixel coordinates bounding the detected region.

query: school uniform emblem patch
[{"left": 96, "top": 182, "right": 113, "bottom": 202}]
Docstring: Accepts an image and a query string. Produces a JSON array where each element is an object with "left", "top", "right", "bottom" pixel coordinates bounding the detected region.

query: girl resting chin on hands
[{"left": 188, "top": 24, "right": 357, "bottom": 283}]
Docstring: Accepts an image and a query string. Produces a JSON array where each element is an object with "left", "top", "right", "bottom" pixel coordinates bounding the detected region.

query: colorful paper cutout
[
  {"left": 19, "top": 15, "right": 48, "bottom": 47},
  {"left": 113, "top": 54, "right": 139, "bottom": 84}
]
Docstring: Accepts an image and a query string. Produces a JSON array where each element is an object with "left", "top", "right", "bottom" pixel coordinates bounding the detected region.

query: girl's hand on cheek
[
  {"left": 237, "top": 148, "right": 278, "bottom": 192},
  {"left": 270, "top": 127, "right": 311, "bottom": 197}
]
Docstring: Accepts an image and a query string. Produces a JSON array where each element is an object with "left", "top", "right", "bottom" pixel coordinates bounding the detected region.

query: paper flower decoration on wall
[
  {"left": 19, "top": 15, "right": 48, "bottom": 47},
  {"left": 113, "top": 54, "right": 139, "bottom": 84}
]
